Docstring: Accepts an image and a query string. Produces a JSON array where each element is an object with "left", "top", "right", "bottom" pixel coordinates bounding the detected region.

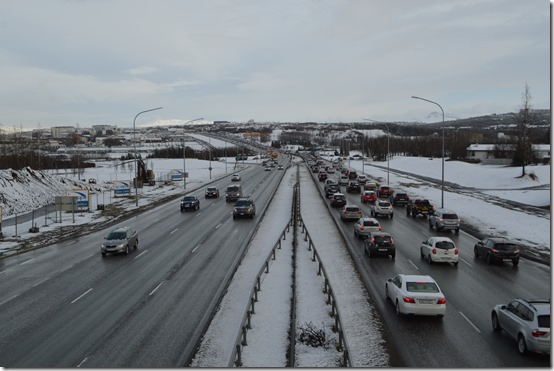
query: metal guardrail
[{"left": 228, "top": 163, "right": 352, "bottom": 367}]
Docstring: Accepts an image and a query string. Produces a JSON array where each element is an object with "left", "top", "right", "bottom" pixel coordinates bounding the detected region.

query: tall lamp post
[
  {"left": 411, "top": 95, "right": 445, "bottom": 208},
  {"left": 364, "top": 119, "right": 390, "bottom": 185},
  {"left": 133, "top": 106, "right": 163, "bottom": 207},
  {"left": 182, "top": 118, "right": 204, "bottom": 189}
]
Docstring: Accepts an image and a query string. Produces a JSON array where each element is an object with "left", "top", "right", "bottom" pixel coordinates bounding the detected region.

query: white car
[
  {"left": 357, "top": 174, "right": 368, "bottom": 184},
  {"left": 231, "top": 173, "right": 241, "bottom": 181},
  {"left": 353, "top": 217, "right": 382, "bottom": 239},
  {"left": 385, "top": 274, "right": 446, "bottom": 318},
  {"left": 371, "top": 200, "right": 394, "bottom": 218},
  {"left": 420, "top": 236, "right": 459, "bottom": 265}
]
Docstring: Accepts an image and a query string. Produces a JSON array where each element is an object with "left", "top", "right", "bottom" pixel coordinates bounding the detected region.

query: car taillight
[
  {"left": 437, "top": 298, "right": 446, "bottom": 305},
  {"left": 492, "top": 249, "right": 498, "bottom": 253},
  {"left": 378, "top": 226, "right": 382, "bottom": 231},
  {"left": 403, "top": 296, "right": 416, "bottom": 304},
  {"left": 532, "top": 329, "right": 548, "bottom": 337},
  {"left": 439, "top": 218, "right": 444, "bottom": 222},
  {"left": 457, "top": 219, "right": 461, "bottom": 222},
  {"left": 371, "top": 238, "right": 375, "bottom": 244},
  {"left": 454, "top": 249, "right": 458, "bottom": 255},
  {"left": 514, "top": 249, "right": 520, "bottom": 254},
  {"left": 360, "top": 226, "right": 364, "bottom": 231},
  {"left": 391, "top": 237, "right": 394, "bottom": 244},
  {"left": 432, "top": 248, "right": 437, "bottom": 254}
]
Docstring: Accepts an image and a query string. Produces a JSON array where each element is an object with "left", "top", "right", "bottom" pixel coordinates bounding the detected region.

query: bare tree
[{"left": 512, "top": 83, "right": 535, "bottom": 176}]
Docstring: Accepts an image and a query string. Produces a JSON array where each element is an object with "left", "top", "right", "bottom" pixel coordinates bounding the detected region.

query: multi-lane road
[
  {"left": 305, "top": 161, "right": 550, "bottom": 368},
  {"left": 0, "top": 156, "right": 550, "bottom": 367}
]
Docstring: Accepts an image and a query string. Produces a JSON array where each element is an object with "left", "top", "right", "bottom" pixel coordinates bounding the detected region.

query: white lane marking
[
  {"left": 170, "top": 228, "right": 178, "bottom": 235},
  {"left": 65, "top": 241, "right": 77, "bottom": 246},
  {"left": 408, "top": 260, "right": 420, "bottom": 270},
  {"left": 192, "top": 245, "right": 200, "bottom": 252},
  {"left": 459, "top": 311, "right": 481, "bottom": 334},
  {"left": 84, "top": 253, "right": 96, "bottom": 259},
  {"left": 20, "top": 258, "right": 35, "bottom": 266},
  {"left": 460, "top": 257, "right": 473, "bottom": 268},
  {"left": 0, "top": 294, "right": 19, "bottom": 306},
  {"left": 134, "top": 250, "right": 148, "bottom": 259},
  {"left": 195, "top": 212, "right": 202, "bottom": 217},
  {"left": 0, "top": 270, "right": 6, "bottom": 275},
  {"left": 215, "top": 223, "right": 221, "bottom": 229},
  {"left": 76, "top": 357, "right": 88, "bottom": 367},
  {"left": 71, "top": 288, "right": 93, "bottom": 304},
  {"left": 149, "top": 281, "right": 164, "bottom": 296},
  {"left": 32, "top": 277, "right": 48, "bottom": 287}
]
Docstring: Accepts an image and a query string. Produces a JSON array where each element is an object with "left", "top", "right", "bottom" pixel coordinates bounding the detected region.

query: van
[{"left": 225, "top": 184, "right": 243, "bottom": 202}]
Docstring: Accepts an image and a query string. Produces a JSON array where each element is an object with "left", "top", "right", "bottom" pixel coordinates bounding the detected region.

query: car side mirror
[
  {"left": 500, "top": 305, "right": 507, "bottom": 310},
  {"left": 387, "top": 278, "right": 392, "bottom": 282}
]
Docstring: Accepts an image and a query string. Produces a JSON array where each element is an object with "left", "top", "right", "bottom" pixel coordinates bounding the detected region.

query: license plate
[
  {"left": 503, "top": 258, "right": 513, "bottom": 261},
  {"left": 418, "top": 299, "right": 434, "bottom": 304},
  {"left": 379, "top": 249, "right": 388, "bottom": 252}
]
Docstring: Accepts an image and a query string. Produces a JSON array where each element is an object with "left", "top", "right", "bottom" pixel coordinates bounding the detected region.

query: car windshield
[
  {"left": 406, "top": 282, "right": 439, "bottom": 293},
  {"left": 207, "top": 188, "right": 216, "bottom": 192},
  {"left": 183, "top": 196, "right": 196, "bottom": 201},
  {"left": 235, "top": 200, "right": 251, "bottom": 206},
  {"left": 538, "top": 315, "right": 551, "bottom": 328},
  {"left": 107, "top": 232, "right": 126, "bottom": 240},
  {"left": 435, "top": 241, "right": 455, "bottom": 250}
]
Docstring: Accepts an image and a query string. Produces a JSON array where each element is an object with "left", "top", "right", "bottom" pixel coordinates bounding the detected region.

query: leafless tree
[{"left": 512, "top": 83, "right": 536, "bottom": 176}]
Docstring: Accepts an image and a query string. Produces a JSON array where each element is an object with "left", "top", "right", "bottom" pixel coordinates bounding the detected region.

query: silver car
[
  {"left": 101, "top": 226, "right": 138, "bottom": 256},
  {"left": 353, "top": 217, "right": 382, "bottom": 239},
  {"left": 371, "top": 200, "right": 394, "bottom": 218},
  {"left": 429, "top": 209, "right": 460, "bottom": 234},
  {"left": 492, "top": 299, "right": 551, "bottom": 355}
]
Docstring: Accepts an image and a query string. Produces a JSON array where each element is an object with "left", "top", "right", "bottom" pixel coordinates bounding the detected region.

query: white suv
[{"left": 429, "top": 209, "right": 460, "bottom": 234}]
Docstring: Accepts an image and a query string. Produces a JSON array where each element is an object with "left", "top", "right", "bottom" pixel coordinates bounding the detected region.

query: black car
[
  {"left": 205, "top": 187, "right": 219, "bottom": 199},
  {"left": 364, "top": 232, "right": 395, "bottom": 259},
  {"left": 181, "top": 195, "right": 200, "bottom": 211},
  {"left": 233, "top": 197, "right": 256, "bottom": 219},
  {"left": 330, "top": 193, "right": 347, "bottom": 208},
  {"left": 390, "top": 192, "right": 410, "bottom": 206},
  {"left": 474, "top": 237, "right": 520, "bottom": 266},
  {"left": 346, "top": 181, "right": 361, "bottom": 193}
]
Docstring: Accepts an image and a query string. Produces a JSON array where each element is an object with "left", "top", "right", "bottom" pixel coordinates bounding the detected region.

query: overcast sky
[{"left": 0, "top": 0, "right": 550, "bottom": 129}]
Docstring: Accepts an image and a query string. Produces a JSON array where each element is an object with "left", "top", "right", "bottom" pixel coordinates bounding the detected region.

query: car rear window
[
  {"left": 373, "top": 235, "right": 392, "bottom": 245},
  {"left": 346, "top": 207, "right": 360, "bottom": 212},
  {"left": 364, "top": 220, "right": 379, "bottom": 227},
  {"left": 378, "top": 201, "right": 391, "bottom": 207},
  {"left": 443, "top": 214, "right": 458, "bottom": 219},
  {"left": 334, "top": 195, "right": 346, "bottom": 200},
  {"left": 537, "top": 315, "right": 551, "bottom": 328},
  {"left": 495, "top": 243, "right": 518, "bottom": 251},
  {"left": 435, "top": 241, "right": 455, "bottom": 250},
  {"left": 406, "top": 282, "right": 439, "bottom": 293},
  {"left": 415, "top": 200, "right": 431, "bottom": 205}
]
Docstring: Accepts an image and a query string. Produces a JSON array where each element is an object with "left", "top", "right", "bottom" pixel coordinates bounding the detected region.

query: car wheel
[
  {"left": 390, "top": 214, "right": 393, "bottom": 219},
  {"left": 427, "top": 254, "right": 433, "bottom": 264},
  {"left": 391, "top": 253, "right": 395, "bottom": 259},
  {"left": 429, "top": 221, "right": 433, "bottom": 229},
  {"left": 420, "top": 248, "right": 424, "bottom": 259},
  {"left": 453, "top": 261, "right": 458, "bottom": 267},
  {"left": 385, "top": 284, "right": 389, "bottom": 301},
  {"left": 474, "top": 246, "right": 479, "bottom": 258},
  {"left": 125, "top": 245, "right": 130, "bottom": 255},
  {"left": 486, "top": 253, "right": 493, "bottom": 265},
  {"left": 411, "top": 212, "right": 416, "bottom": 218},
  {"left": 491, "top": 312, "right": 502, "bottom": 332},
  {"left": 438, "top": 226, "right": 443, "bottom": 232},
  {"left": 233, "top": 215, "right": 236, "bottom": 220},
  {"left": 368, "top": 248, "right": 372, "bottom": 258},
  {"left": 436, "top": 314, "right": 444, "bottom": 319},
  {"left": 517, "top": 334, "right": 528, "bottom": 355},
  {"left": 395, "top": 300, "right": 402, "bottom": 316},
  {"left": 455, "top": 228, "right": 460, "bottom": 234},
  {"left": 134, "top": 239, "right": 138, "bottom": 249},
  {"left": 513, "top": 259, "right": 519, "bottom": 266},
  {"left": 101, "top": 252, "right": 106, "bottom": 257}
]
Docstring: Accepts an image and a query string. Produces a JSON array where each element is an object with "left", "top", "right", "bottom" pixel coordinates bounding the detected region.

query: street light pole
[
  {"left": 364, "top": 119, "right": 390, "bottom": 185},
  {"left": 182, "top": 118, "right": 204, "bottom": 189},
  {"left": 133, "top": 107, "right": 163, "bottom": 207},
  {"left": 411, "top": 96, "right": 445, "bottom": 208}
]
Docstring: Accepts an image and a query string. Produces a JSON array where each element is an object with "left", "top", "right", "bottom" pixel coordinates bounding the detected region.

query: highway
[
  {"left": 304, "top": 162, "right": 550, "bottom": 368},
  {"left": 0, "top": 156, "right": 549, "bottom": 367},
  {"left": 0, "top": 161, "right": 286, "bottom": 367}
]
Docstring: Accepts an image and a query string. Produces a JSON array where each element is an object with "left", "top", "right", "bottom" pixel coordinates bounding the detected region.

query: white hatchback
[
  {"left": 420, "top": 236, "right": 459, "bottom": 265},
  {"left": 385, "top": 274, "right": 446, "bottom": 318}
]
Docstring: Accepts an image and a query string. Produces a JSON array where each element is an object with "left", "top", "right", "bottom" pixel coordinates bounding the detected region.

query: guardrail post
[
  {"left": 250, "top": 297, "right": 256, "bottom": 314},
  {"left": 278, "top": 240, "right": 281, "bottom": 249},
  {"left": 242, "top": 325, "right": 248, "bottom": 345},
  {"left": 235, "top": 344, "right": 242, "bottom": 367}
]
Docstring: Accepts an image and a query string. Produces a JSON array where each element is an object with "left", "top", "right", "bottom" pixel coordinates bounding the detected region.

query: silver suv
[
  {"left": 101, "top": 226, "right": 138, "bottom": 256},
  {"left": 429, "top": 209, "right": 460, "bottom": 234},
  {"left": 491, "top": 299, "right": 551, "bottom": 355}
]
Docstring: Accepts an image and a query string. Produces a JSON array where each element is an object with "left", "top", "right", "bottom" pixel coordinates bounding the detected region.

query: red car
[
  {"left": 361, "top": 190, "right": 377, "bottom": 203},
  {"left": 378, "top": 185, "right": 393, "bottom": 197}
]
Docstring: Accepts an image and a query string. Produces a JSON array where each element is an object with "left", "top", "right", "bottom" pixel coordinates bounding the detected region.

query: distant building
[{"left": 466, "top": 143, "right": 550, "bottom": 165}]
